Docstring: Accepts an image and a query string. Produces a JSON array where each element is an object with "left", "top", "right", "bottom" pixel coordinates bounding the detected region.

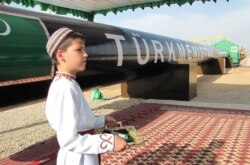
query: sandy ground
[
  {"left": 1, "top": 65, "right": 250, "bottom": 158},
  {"left": 193, "top": 67, "right": 250, "bottom": 104}
]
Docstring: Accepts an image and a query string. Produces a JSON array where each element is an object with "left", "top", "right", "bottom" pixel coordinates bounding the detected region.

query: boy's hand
[
  {"left": 105, "top": 115, "right": 117, "bottom": 126},
  {"left": 105, "top": 116, "right": 127, "bottom": 151},
  {"left": 113, "top": 135, "right": 127, "bottom": 152}
]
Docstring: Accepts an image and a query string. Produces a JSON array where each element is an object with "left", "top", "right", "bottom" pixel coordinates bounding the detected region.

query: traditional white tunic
[{"left": 45, "top": 73, "right": 114, "bottom": 165}]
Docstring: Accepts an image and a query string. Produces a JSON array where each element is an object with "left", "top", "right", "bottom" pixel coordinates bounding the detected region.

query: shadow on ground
[{"left": 126, "top": 140, "right": 225, "bottom": 165}]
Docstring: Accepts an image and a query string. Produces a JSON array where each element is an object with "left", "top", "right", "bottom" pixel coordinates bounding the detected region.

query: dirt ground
[
  {"left": 192, "top": 67, "right": 250, "bottom": 105},
  {"left": 1, "top": 65, "right": 250, "bottom": 158}
]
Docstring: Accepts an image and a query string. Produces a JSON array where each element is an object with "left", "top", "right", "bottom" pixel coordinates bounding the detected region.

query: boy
[{"left": 45, "top": 27, "right": 127, "bottom": 165}]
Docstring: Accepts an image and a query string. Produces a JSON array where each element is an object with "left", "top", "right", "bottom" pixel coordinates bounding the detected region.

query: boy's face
[{"left": 63, "top": 39, "right": 88, "bottom": 75}]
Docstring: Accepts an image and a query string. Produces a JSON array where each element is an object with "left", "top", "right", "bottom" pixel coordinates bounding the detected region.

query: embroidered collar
[{"left": 56, "top": 72, "right": 76, "bottom": 80}]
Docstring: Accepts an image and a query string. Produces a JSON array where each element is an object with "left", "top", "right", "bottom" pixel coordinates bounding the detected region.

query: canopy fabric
[{"left": 0, "top": 0, "right": 229, "bottom": 20}]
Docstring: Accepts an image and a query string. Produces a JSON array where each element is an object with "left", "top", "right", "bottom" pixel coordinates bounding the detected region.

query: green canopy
[{"left": 0, "top": 0, "right": 229, "bottom": 21}]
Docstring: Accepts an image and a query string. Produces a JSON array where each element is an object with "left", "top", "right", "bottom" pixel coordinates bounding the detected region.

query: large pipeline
[
  {"left": 0, "top": 6, "right": 225, "bottom": 105},
  {"left": 0, "top": 6, "right": 224, "bottom": 86}
]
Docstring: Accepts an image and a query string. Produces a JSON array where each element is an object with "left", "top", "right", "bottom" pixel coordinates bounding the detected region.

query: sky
[
  {"left": 94, "top": 0, "right": 250, "bottom": 52},
  {"left": 4, "top": 0, "right": 250, "bottom": 52}
]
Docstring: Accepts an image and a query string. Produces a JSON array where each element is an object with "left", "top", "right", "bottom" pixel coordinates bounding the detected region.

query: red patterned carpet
[
  {"left": 1, "top": 103, "right": 250, "bottom": 165},
  {"left": 101, "top": 103, "right": 250, "bottom": 165}
]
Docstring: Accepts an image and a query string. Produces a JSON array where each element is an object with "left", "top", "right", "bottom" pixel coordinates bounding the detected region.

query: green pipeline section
[{"left": 0, "top": 13, "right": 52, "bottom": 82}]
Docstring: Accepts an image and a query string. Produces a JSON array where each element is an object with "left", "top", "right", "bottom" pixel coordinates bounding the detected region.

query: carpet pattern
[
  {"left": 1, "top": 103, "right": 249, "bottom": 165},
  {"left": 101, "top": 103, "right": 250, "bottom": 165}
]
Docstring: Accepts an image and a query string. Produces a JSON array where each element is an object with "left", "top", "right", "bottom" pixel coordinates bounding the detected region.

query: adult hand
[{"left": 113, "top": 135, "right": 127, "bottom": 152}]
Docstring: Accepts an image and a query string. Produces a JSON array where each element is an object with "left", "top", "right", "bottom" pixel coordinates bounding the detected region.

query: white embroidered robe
[{"left": 45, "top": 76, "right": 114, "bottom": 165}]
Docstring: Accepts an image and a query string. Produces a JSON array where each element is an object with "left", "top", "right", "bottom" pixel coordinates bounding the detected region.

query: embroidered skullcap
[{"left": 46, "top": 27, "right": 73, "bottom": 58}]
